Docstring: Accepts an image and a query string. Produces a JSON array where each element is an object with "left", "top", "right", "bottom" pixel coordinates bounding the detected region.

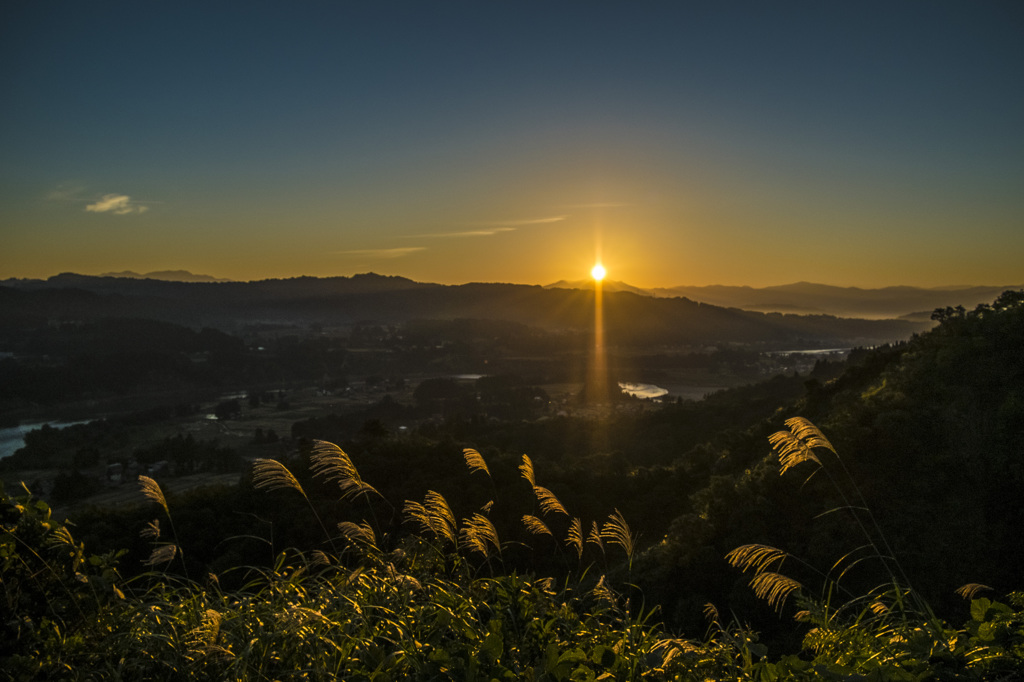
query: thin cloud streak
[
  {"left": 85, "top": 194, "right": 149, "bottom": 215},
  {"left": 423, "top": 227, "right": 518, "bottom": 238},
  {"left": 412, "top": 215, "right": 568, "bottom": 239},
  {"left": 334, "top": 247, "right": 427, "bottom": 259},
  {"left": 557, "top": 203, "right": 628, "bottom": 209},
  {"left": 480, "top": 215, "right": 569, "bottom": 226}
]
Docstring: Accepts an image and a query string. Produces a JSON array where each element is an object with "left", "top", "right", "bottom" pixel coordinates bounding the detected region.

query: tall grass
[
  {"left": 3, "top": 425, "right": 1023, "bottom": 681},
  {"left": 719, "top": 417, "right": 1024, "bottom": 680}
]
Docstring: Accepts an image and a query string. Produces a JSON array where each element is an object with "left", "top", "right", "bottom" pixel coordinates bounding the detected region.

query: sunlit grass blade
[
  {"left": 592, "top": 574, "right": 616, "bottom": 605},
  {"left": 784, "top": 416, "right": 838, "bottom": 454},
  {"left": 44, "top": 524, "right": 75, "bottom": 549},
  {"left": 522, "top": 514, "right": 552, "bottom": 537},
  {"left": 337, "top": 520, "right": 378, "bottom": 550},
  {"left": 463, "top": 447, "right": 491, "bottom": 477},
  {"left": 726, "top": 543, "right": 789, "bottom": 575},
  {"left": 309, "top": 550, "right": 331, "bottom": 567},
  {"left": 459, "top": 513, "right": 501, "bottom": 558},
  {"left": 750, "top": 571, "right": 802, "bottom": 612},
  {"left": 144, "top": 543, "right": 178, "bottom": 567},
  {"left": 955, "top": 583, "right": 992, "bottom": 600},
  {"left": 534, "top": 485, "right": 568, "bottom": 517},
  {"left": 600, "top": 508, "right": 635, "bottom": 562},
  {"left": 519, "top": 454, "right": 536, "bottom": 486},
  {"left": 566, "top": 517, "right": 583, "bottom": 560},
  {"left": 138, "top": 475, "right": 170, "bottom": 515},
  {"left": 404, "top": 491, "right": 457, "bottom": 545},
  {"left": 768, "top": 431, "right": 822, "bottom": 475},
  {"left": 587, "top": 521, "right": 604, "bottom": 553},
  {"left": 185, "top": 608, "right": 224, "bottom": 653},
  {"left": 310, "top": 439, "right": 381, "bottom": 501},
  {"left": 252, "top": 458, "right": 307, "bottom": 496},
  {"left": 140, "top": 519, "right": 161, "bottom": 540}
]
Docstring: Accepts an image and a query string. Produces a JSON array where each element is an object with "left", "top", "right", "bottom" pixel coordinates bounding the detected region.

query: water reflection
[
  {"left": 0, "top": 420, "right": 93, "bottom": 460},
  {"left": 618, "top": 382, "right": 669, "bottom": 400}
]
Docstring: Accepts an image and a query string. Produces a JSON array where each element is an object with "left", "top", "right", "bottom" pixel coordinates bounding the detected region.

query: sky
[{"left": 1, "top": 1, "right": 1022, "bottom": 288}]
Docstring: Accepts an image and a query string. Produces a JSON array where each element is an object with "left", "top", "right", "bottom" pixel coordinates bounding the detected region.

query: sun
[{"left": 591, "top": 263, "right": 606, "bottom": 281}]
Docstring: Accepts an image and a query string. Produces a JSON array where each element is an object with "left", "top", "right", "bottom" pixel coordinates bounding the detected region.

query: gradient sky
[{"left": 2, "top": 1, "right": 1022, "bottom": 288}]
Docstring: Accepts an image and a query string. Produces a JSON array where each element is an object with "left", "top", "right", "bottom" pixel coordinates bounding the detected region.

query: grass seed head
[
  {"left": 144, "top": 543, "right": 178, "bottom": 567},
  {"left": 519, "top": 454, "right": 536, "bottom": 486},
  {"left": 459, "top": 513, "right": 501, "bottom": 557},
  {"left": 587, "top": 521, "right": 605, "bottom": 553},
  {"left": 726, "top": 544, "right": 789, "bottom": 575},
  {"left": 784, "top": 417, "right": 837, "bottom": 454},
  {"left": 534, "top": 485, "right": 568, "bottom": 516},
  {"left": 463, "top": 447, "right": 491, "bottom": 477},
  {"left": 138, "top": 475, "right": 169, "bottom": 515},
  {"left": 310, "top": 440, "right": 380, "bottom": 501},
  {"left": 566, "top": 517, "right": 584, "bottom": 560},
  {"left": 338, "top": 520, "right": 378, "bottom": 549},
  {"left": 768, "top": 431, "right": 822, "bottom": 475},
  {"left": 522, "top": 514, "right": 553, "bottom": 537},
  {"left": 140, "top": 519, "right": 161, "bottom": 540},
  {"left": 750, "top": 571, "right": 802, "bottom": 612},
  {"left": 601, "top": 509, "right": 635, "bottom": 559},
  {"left": 955, "top": 583, "right": 993, "bottom": 600},
  {"left": 252, "top": 458, "right": 306, "bottom": 496}
]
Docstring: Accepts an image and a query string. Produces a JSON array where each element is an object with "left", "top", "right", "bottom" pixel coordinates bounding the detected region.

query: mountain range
[
  {"left": 4, "top": 271, "right": 1015, "bottom": 321},
  {"left": 545, "top": 279, "right": 1022, "bottom": 320},
  {"left": 98, "top": 270, "right": 234, "bottom": 283},
  {"left": 0, "top": 272, "right": 961, "bottom": 350}
]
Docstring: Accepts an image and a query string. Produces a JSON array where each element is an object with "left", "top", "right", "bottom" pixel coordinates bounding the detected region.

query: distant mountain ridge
[
  {"left": 3, "top": 273, "right": 1016, "bottom": 321},
  {"left": 98, "top": 270, "right": 234, "bottom": 283},
  {"left": 545, "top": 279, "right": 1022, "bottom": 319},
  {"left": 0, "top": 272, "right": 938, "bottom": 349}
]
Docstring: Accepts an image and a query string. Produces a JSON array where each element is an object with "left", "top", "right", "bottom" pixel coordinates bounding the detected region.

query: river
[
  {"left": 618, "top": 382, "right": 670, "bottom": 400},
  {"left": 0, "top": 420, "right": 94, "bottom": 460}
]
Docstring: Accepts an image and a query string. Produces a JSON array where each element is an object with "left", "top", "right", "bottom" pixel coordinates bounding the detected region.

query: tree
[
  {"left": 214, "top": 399, "right": 241, "bottom": 421},
  {"left": 413, "top": 378, "right": 470, "bottom": 412}
]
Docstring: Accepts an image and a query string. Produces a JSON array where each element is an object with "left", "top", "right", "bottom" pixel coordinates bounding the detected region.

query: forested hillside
[{"left": 634, "top": 291, "right": 1024, "bottom": 636}]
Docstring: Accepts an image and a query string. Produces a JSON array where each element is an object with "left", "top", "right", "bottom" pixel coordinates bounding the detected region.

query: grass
[{"left": 3, "top": 421, "right": 1023, "bottom": 680}]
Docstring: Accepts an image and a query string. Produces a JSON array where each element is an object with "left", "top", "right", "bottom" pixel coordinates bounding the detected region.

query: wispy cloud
[
  {"left": 558, "top": 203, "right": 628, "bottom": 209},
  {"left": 482, "top": 215, "right": 569, "bottom": 226},
  {"left": 424, "top": 227, "right": 518, "bottom": 238},
  {"left": 411, "top": 215, "right": 568, "bottom": 239},
  {"left": 335, "top": 247, "right": 427, "bottom": 259},
  {"left": 85, "top": 194, "right": 149, "bottom": 215}
]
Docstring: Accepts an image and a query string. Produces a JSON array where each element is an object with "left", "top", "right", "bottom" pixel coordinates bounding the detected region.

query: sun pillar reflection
[{"left": 586, "top": 263, "right": 609, "bottom": 405}]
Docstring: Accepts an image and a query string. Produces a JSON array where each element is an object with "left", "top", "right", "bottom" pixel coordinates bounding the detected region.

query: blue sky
[{"left": 2, "top": 1, "right": 1022, "bottom": 287}]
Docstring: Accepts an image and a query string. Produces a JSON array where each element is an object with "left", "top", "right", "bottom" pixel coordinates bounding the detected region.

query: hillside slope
[{"left": 634, "top": 290, "right": 1024, "bottom": 633}]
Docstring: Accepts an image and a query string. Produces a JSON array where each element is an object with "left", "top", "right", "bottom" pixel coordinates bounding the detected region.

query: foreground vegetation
[
  {"left": 4, "top": 291, "right": 1023, "bottom": 679},
  {"left": 4, "top": 417, "right": 1023, "bottom": 680}
]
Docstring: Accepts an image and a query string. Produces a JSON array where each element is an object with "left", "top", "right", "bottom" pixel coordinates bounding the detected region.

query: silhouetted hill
[
  {"left": 651, "top": 282, "right": 1021, "bottom": 318},
  {"left": 547, "top": 279, "right": 1022, "bottom": 319},
  {"left": 544, "top": 279, "right": 651, "bottom": 296},
  {"left": 98, "top": 270, "right": 234, "bottom": 283},
  {"left": 0, "top": 273, "right": 932, "bottom": 348}
]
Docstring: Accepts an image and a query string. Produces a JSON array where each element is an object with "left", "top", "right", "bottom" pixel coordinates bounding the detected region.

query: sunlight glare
[{"left": 591, "top": 264, "right": 606, "bottom": 281}]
